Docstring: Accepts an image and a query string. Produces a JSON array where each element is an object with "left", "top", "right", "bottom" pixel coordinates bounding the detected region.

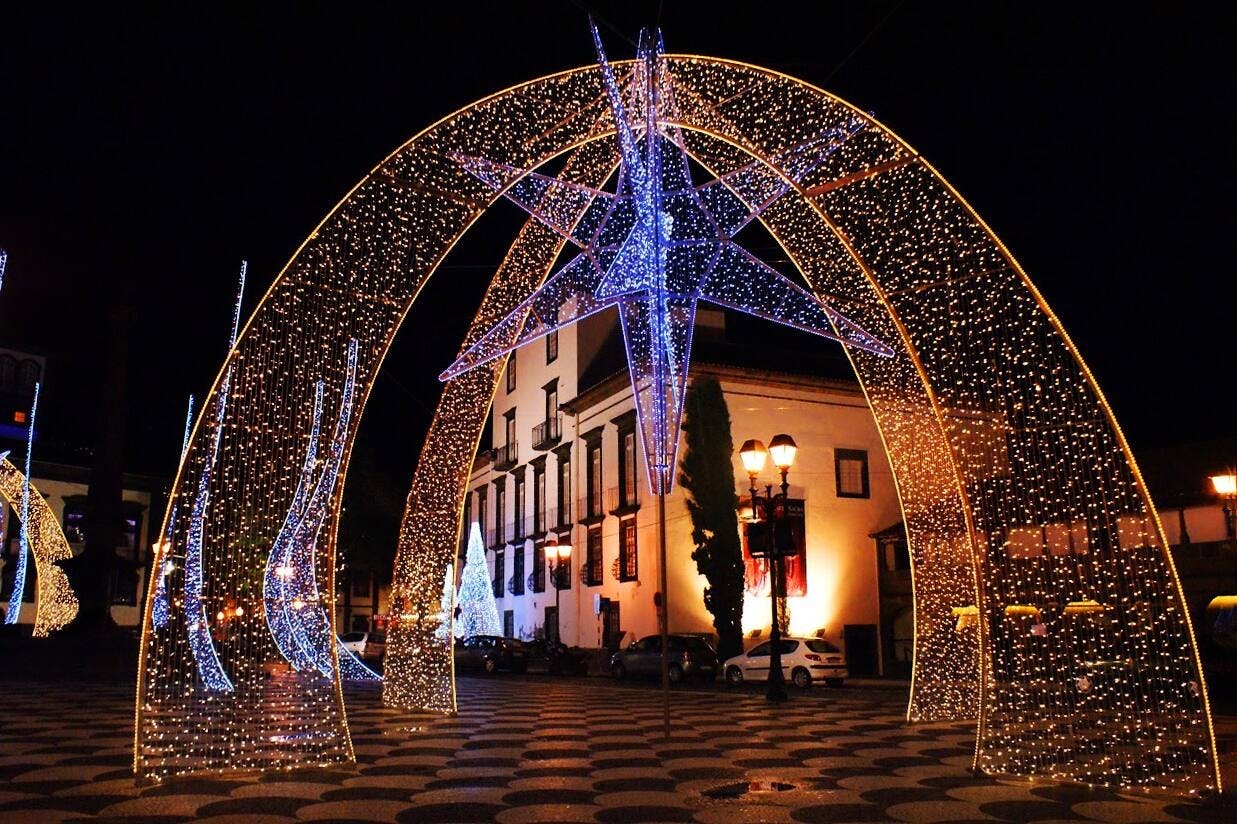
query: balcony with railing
[
  {"left": 531, "top": 413, "right": 563, "bottom": 451},
  {"left": 492, "top": 441, "right": 518, "bottom": 471}
]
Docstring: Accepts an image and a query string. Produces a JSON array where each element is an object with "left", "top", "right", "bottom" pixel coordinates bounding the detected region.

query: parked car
[
  {"left": 609, "top": 634, "right": 719, "bottom": 683},
  {"left": 723, "top": 637, "right": 847, "bottom": 688},
  {"left": 340, "top": 631, "right": 385, "bottom": 661},
  {"left": 524, "top": 639, "right": 588, "bottom": 675},
  {"left": 454, "top": 635, "right": 528, "bottom": 674}
]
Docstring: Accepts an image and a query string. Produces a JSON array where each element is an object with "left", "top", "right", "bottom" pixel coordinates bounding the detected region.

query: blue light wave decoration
[
  {"left": 4, "top": 382, "right": 38, "bottom": 625},
  {"left": 152, "top": 394, "right": 194, "bottom": 631},
  {"left": 263, "top": 340, "right": 379, "bottom": 681},
  {"left": 184, "top": 372, "right": 234, "bottom": 692},
  {"left": 440, "top": 24, "right": 893, "bottom": 493}
]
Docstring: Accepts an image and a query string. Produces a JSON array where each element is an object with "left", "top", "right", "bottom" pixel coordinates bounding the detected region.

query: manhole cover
[{"left": 702, "top": 780, "right": 797, "bottom": 799}]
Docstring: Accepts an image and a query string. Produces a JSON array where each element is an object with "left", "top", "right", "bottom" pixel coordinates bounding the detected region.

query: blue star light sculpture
[{"left": 442, "top": 25, "right": 894, "bottom": 494}]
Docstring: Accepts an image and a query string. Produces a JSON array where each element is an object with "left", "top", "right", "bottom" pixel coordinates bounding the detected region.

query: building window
[
  {"left": 493, "top": 480, "right": 506, "bottom": 546},
  {"left": 557, "top": 454, "right": 571, "bottom": 526},
  {"left": 503, "top": 609, "right": 514, "bottom": 638},
  {"left": 546, "top": 329, "right": 558, "bottom": 364},
  {"left": 587, "top": 439, "right": 603, "bottom": 518},
  {"left": 532, "top": 541, "right": 546, "bottom": 593},
  {"left": 493, "top": 547, "right": 505, "bottom": 599},
  {"left": 477, "top": 488, "right": 488, "bottom": 545},
  {"left": 506, "top": 349, "right": 517, "bottom": 393},
  {"left": 619, "top": 517, "right": 638, "bottom": 581},
  {"left": 352, "top": 573, "right": 371, "bottom": 598},
  {"left": 512, "top": 545, "right": 525, "bottom": 595},
  {"left": 514, "top": 472, "right": 526, "bottom": 540},
  {"left": 533, "top": 462, "right": 546, "bottom": 534},
  {"left": 63, "top": 504, "right": 87, "bottom": 543},
  {"left": 461, "top": 493, "right": 472, "bottom": 555},
  {"left": 835, "top": 448, "right": 870, "bottom": 498},
  {"left": 17, "top": 359, "right": 40, "bottom": 395},
  {"left": 585, "top": 525, "right": 603, "bottom": 586},
  {"left": 620, "top": 429, "right": 638, "bottom": 508},
  {"left": 0, "top": 356, "right": 15, "bottom": 392}
]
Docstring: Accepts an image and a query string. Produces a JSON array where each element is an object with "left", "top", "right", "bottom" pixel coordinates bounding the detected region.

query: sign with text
[{"left": 741, "top": 497, "right": 807, "bottom": 597}]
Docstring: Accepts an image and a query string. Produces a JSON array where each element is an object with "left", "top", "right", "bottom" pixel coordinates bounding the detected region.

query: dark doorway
[
  {"left": 545, "top": 606, "right": 558, "bottom": 645},
  {"left": 602, "top": 600, "right": 621, "bottom": 650},
  {"left": 843, "top": 624, "right": 879, "bottom": 677}
]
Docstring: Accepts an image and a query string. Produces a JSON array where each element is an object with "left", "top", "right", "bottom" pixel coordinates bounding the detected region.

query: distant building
[
  {"left": 0, "top": 460, "right": 163, "bottom": 628},
  {"left": 461, "top": 306, "right": 902, "bottom": 674},
  {"left": 0, "top": 346, "right": 44, "bottom": 451}
]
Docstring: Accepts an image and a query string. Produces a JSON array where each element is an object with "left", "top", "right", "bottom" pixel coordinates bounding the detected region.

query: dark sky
[{"left": 1, "top": 1, "right": 1233, "bottom": 490}]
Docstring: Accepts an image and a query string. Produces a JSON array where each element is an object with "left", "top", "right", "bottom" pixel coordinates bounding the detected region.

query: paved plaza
[{"left": 0, "top": 676, "right": 1231, "bottom": 823}]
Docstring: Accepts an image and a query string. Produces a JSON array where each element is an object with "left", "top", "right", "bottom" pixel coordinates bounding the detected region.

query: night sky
[{"left": 2, "top": 1, "right": 1233, "bottom": 496}]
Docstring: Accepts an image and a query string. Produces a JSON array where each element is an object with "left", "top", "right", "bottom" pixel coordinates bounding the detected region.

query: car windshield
[
  {"left": 341, "top": 633, "right": 364, "bottom": 643},
  {"left": 805, "top": 639, "right": 840, "bottom": 654}
]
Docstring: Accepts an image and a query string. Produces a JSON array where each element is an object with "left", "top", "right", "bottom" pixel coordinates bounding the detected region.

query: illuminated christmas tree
[{"left": 454, "top": 522, "right": 500, "bottom": 638}]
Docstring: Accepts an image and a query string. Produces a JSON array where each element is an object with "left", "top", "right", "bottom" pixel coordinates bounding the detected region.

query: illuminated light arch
[
  {"left": 0, "top": 451, "right": 78, "bottom": 635},
  {"left": 135, "top": 56, "right": 1219, "bottom": 794}
]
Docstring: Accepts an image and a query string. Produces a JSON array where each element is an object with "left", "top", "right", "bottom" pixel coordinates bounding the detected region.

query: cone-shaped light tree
[{"left": 454, "top": 522, "right": 501, "bottom": 638}]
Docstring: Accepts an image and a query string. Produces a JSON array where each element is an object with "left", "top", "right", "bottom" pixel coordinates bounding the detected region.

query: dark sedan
[
  {"left": 524, "top": 640, "right": 588, "bottom": 675},
  {"left": 609, "top": 634, "right": 719, "bottom": 683},
  {"left": 454, "top": 635, "right": 528, "bottom": 674}
]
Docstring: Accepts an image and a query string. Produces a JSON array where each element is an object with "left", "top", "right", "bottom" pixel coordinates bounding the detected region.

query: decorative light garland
[
  {"left": 134, "top": 39, "right": 1218, "bottom": 794},
  {"left": 0, "top": 444, "right": 78, "bottom": 636}
]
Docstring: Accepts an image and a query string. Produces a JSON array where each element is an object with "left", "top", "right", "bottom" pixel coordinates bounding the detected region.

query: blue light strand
[
  {"left": 183, "top": 370, "right": 234, "bottom": 691},
  {"left": 4, "top": 382, "right": 38, "bottom": 624},
  {"left": 153, "top": 394, "right": 194, "bottom": 630},
  {"left": 441, "top": 25, "right": 893, "bottom": 493},
  {"left": 0, "top": 249, "right": 7, "bottom": 293}
]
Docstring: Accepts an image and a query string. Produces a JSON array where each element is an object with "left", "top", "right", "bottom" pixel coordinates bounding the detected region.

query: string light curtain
[{"left": 136, "top": 53, "right": 1218, "bottom": 794}]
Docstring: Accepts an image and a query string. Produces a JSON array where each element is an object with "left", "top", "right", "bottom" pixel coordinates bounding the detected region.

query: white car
[
  {"left": 340, "top": 631, "right": 385, "bottom": 660},
  {"left": 723, "top": 637, "right": 848, "bottom": 688}
]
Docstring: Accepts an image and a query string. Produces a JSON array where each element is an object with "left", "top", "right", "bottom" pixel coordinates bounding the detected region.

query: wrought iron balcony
[
  {"left": 492, "top": 441, "right": 518, "bottom": 471},
  {"left": 531, "top": 413, "right": 563, "bottom": 450}
]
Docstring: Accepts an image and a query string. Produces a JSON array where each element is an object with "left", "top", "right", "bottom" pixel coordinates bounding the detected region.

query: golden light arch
[
  {"left": 0, "top": 453, "right": 78, "bottom": 635},
  {"left": 134, "top": 55, "right": 1219, "bottom": 794}
]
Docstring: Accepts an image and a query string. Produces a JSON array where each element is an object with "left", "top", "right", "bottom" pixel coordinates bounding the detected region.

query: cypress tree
[{"left": 678, "top": 376, "right": 745, "bottom": 661}]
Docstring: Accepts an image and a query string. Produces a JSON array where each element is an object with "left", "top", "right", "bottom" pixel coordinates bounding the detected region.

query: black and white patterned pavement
[{"left": 0, "top": 676, "right": 1231, "bottom": 822}]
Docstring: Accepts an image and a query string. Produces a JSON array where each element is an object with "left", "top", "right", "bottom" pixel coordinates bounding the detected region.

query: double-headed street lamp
[
  {"left": 740, "top": 433, "right": 798, "bottom": 703},
  {"left": 545, "top": 533, "right": 573, "bottom": 645}
]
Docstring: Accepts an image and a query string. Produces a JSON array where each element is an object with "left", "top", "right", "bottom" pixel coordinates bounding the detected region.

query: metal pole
[
  {"left": 658, "top": 476, "right": 670, "bottom": 740},
  {"left": 767, "top": 477, "right": 788, "bottom": 702}
]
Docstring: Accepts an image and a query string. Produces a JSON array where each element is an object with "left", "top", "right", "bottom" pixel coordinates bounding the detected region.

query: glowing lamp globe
[
  {"left": 1210, "top": 473, "right": 1237, "bottom": 497},
  {"left": 769, "top": 434, "right": 798, "bottom": 470},
  {"left": 740, "top": 439, "right": 768, "bottom": 476}
]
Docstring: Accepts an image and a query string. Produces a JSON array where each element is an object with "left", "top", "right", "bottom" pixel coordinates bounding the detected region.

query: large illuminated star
[{"left": 442, "top": 25, "right": 893, "bottom": 494}]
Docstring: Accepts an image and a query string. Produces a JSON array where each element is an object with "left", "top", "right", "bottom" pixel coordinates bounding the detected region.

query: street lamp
[
  {"left": 740, "top": 433, "right": 797, "bottom": 703},
  {"left": 1210, "top": 472, "right": 1237, "bottom": 542},
  {"left": 545, "top": 533, "right": 572, "bottom": 645}
]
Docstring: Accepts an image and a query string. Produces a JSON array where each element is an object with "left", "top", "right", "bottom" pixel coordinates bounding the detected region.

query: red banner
[{"left": 740, "top": 497, "right": 807, "bottom": 597}]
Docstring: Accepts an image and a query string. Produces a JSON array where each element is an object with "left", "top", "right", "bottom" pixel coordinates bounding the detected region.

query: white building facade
[{"left": 460, "top": 308, "right": 904, "bottom": 674}]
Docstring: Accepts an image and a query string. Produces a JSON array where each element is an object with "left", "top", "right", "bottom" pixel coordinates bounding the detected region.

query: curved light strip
[
  {"left": 152, "top": 395, "right": 194, "bottom": 631},
  {"left": 4, "top": 382, "right": 39, "bottom": 625}
]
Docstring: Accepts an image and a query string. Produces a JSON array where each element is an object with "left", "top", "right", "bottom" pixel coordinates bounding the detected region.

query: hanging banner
[{"left": 740, "top": 497, "right": 807, "bottom": 597}]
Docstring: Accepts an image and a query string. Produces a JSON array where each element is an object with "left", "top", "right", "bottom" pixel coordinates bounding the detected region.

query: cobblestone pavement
[{"left": 0, "top": 676, "right": 1231, "bottom": 822}]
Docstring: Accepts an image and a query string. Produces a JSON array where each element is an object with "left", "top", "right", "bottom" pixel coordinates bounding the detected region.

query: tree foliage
[{"left": 678, "top": 376, "right": 745, "bottom": 660}]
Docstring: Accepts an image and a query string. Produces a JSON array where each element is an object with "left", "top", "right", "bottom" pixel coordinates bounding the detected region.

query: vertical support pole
[{"left": 658, "top": 479, "right": 670, "bottom": 740}]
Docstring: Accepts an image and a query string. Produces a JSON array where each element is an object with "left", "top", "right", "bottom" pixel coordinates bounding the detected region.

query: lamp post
[
  {"left": 545, "top": 533, "right": 572, "bottom": 645},
  {"left": 1210, "top": 472, "right": 1237, "bottom": 543},
  {"left": 740, "top": 433, "right": 798, "bottom": 703}
]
